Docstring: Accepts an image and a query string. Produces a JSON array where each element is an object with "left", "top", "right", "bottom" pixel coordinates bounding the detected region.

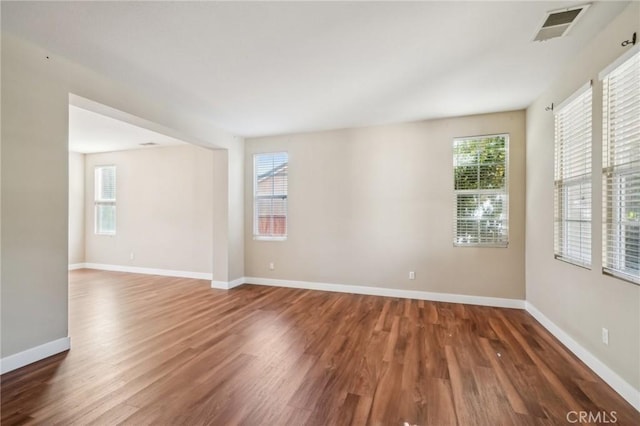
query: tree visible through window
[
  {"left": 254, "top": 152, "right": 288, "bottom": 239},
  {"left": 453, "top": 135, "right": 508, "bottom": 247}
]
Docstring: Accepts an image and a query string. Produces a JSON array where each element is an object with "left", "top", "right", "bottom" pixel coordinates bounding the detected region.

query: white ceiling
[
  {"left": 69, "top": 105, "right": 186, "bottom": 154},
  {"left": 2, "top": 1, "right": 630, "bottom": 138}
]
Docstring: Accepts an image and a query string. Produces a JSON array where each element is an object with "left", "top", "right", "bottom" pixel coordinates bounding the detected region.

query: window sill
[
  {"left": 602, "top": 268, "right": 640, "bottom": 286},
  {"left": 254, "top": 236, "right": 287, "bottom": 242},
  {"left": 554, "top": 255, "right": 591, "bottom": 270},
  {"left": 453, "top": 243, "right": 508, "bottom": 248}
]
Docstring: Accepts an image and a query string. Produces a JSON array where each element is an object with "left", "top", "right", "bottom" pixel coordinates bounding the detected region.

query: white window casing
[
  {"left": 453, "top": 134, "right": 509, "bottom": 247},
  {"left": 601, "top": 47, "right": 640, "bottom": 285},
  {"left": 554, "top": 82, "right": 593, "bottom": 268},
  {"left": 94, "top": 165, "right": 116, "bottom": 235},
  {"left": 254, "top": 152, "right": 288, "bottom": 241}
]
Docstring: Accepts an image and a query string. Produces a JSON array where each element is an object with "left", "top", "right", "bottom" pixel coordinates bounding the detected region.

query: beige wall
[
  {"left": 1, "top": 33, "right": 243, "bottom": 358},
  {"left": 228, "top": 144, "right": 245, "bottom": 280},
  {"left": 526, "top": 3, "right": 639, "bottom": 390},
  {"left": 69, "top": 152, "right": 85, "bottom": 264},
  {"left": 245, "top": 110, "right": 526, "bottom": 299},
  {"left": 212, "top": 150, "right": 230, "bottom": 281},
  {"left": 84, "top": 145, "right": 214, "bottom": 273},
  {"left": 2, "top": 35, "right": 70, "bottom": 358}
]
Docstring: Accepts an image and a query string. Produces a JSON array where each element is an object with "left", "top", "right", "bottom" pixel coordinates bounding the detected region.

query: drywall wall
[
  {"left": 2, "top": 35, "right": 70, "bottom": 358},
  {"left": 213, "top": 150, "right": 230, "bottom": 281},
  {"left": 69, "top": 151, "right": 85, "bottom": 264},
  {"left": 84, "top": 145, "right": 214, "bottom": 274},
  {"left": 229, "top": 144, "right": 245, "bottom": 280},
  {"left": 526, "top": 2, "right": 639, "bottom": 391},
  {"left": 1, "top": 32, "right": 243, "bottom": 360},
  {"left": 245, "top": 110, "right": 526, "bottom": 300}
]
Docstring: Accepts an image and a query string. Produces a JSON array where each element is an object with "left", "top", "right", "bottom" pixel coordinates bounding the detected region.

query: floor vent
[{"left": 533, "top": 4, "right": 590, "bottom": 42}]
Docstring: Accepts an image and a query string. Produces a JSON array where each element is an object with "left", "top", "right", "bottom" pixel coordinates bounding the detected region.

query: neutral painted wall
[
  {"left": 1, "top": 32, "right": 243, "bottom": 359},
  {"left": 2, "top": 35, "right": 70, "bottom": 358},
  {"left": 84, "top": 145, "right": 214, "bottom": 273},
  {"left": 229, "top": 144, "right": 245, "bottom": 280},
  {"left": 69, "top": 152, "right": 85, "bottom": 264},
  {"left": 212, "top": 150, "right": 230, "bottom": 281},
  {"left": 245, "top": 110, "right": 526, "bottom": 300},
  {"left": 526, "top": 2, "right": 640, "bottom": 391}
]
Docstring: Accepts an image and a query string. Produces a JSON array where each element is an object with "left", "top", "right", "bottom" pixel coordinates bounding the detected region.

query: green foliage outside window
[
  {"left": 453, "top": 135, "right": 508, "bottom": 246},
  {"left": 454, "top": 136, "right": 506, "bottom": 190}
]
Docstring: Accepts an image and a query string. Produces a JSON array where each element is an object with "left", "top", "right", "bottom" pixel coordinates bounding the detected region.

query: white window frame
[
  {"left": 600, "top": 45, "right": 640, "bottom": 285},
  {"left": 94, "top": 165, "right": 116, "bottom": 236},
  {"left": 553, "top": 82, "right": 593, "bottom": 269},
  {"left": 453, "top": 134, "right": 509, "bottom": 248},
  {"left": 253, "top": 152, "right": 288, "bottom": 241}
]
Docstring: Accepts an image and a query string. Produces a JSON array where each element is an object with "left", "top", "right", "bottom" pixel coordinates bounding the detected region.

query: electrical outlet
[
  {"left": 409, "top": 271, "right": 415, "bottom": 280},
  {"left": 269, "top": 262, "right": 275, "bottom": 271},
  {"left": 130, "top": 252, "right": 135, "bottom": 260},
  {"left": 602, "top": 328, "right": 609, "bottom": 345}
]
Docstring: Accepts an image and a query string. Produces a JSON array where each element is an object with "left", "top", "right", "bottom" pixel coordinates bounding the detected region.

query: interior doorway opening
[{"left": 67, "top": 94, "right": 216, "bottom": 281}]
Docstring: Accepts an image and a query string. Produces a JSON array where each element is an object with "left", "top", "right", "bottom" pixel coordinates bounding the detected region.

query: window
[
  {"left": 601, "top": 48, "right": 640, "bottom": 284},
  {"left": 254, "top": 152, "right": 288, "bottom": 240},
  {"left": 554, "top": 83, "right": 592, "bottom": 268},
  {"left": 94, "top": 165, "right": 116, "bottom": 235},
  {"left": 453, "top": 135, "right": 508, "bottom": 247}
]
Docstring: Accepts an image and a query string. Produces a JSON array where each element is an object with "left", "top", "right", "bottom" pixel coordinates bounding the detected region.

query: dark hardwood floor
[{"left": 1, "top": 269, "right": 638, "bottom": 425}]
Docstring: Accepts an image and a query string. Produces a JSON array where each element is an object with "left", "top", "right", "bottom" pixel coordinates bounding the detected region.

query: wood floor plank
[
  {"left": 424, "top": 377, "right": 457, "bottom": 426},
  {"left": 1, "top": 269, "right": 637, "bottom": 425},
  {"left": 479, "top": 337, "right": 529, "bottom": 415}
]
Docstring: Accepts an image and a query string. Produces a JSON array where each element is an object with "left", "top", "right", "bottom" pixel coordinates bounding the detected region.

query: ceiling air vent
[
  {"left": 533, "top": 4, "right": 590, "bottom": 42},
  {"left": 139, "top": 142, "right": 158, "bottom": 146}
]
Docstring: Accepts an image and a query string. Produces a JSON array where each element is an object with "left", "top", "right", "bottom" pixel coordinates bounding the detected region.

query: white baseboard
[
  {"left": 526, "top": 302, "right": 640, "bottom": 412},
  {"left": 211, "top": 277, "right": 245, "bottom": 290},
  {"left": 68, "top": 263, "right": 85, "bottom": 271},
  {"left": 81, "top": 263, "right": 212, "bottom": 280},
  {"left": 243, "top": 276, "right": 525, "bottom": 309},
  {"left": 1, "top": 337, "right": 71, "bottom": 375},
  {"left": 62, "top": 268, "right": 640, "bottom": 410}
]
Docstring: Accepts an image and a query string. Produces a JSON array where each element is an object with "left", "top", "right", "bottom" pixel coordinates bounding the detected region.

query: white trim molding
[
  {"left": 81, "top": 263, "right": 212, "bottom": 280},
  {"left": 598, "top": 43, "right": 640, "bottom": 81},
  {"left": 62, "top": 268, "right": 640, "bottom": 410},
  {"left": 243, "top": 276, "right": 525, "bottom": 309},
  {"left": 526, "top": 302, "right": 640, "bottom": 412},
  {"left": 211, "top": 277, "right": 245, "bottom": 290},
  {"left": 68, "top": 263, "right": 85, "bottom": 271},
  {"left": 1, "top": 337, "right": 71, "bottom": 375}
]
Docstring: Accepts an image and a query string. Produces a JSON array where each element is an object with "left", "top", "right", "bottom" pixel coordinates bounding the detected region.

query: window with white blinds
[
  {"left": 254, "top": 152, "right": 288, "bottom": 240},
  {"left": 453, "top": 135, "right": 508, "bottom": 247},
  {"left": 601, "top": 48, "right": 640, "bottom": 284},
  {"left": 554, "top": 84, "right": 592, "bottom": 268},
  {"left": 94, "top": 165, "right": 116, "bottom": 235}
]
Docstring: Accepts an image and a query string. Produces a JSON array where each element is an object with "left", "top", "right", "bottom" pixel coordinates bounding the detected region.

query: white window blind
[
  {"left": 554, "top": 84, "right": 592, "bottom": 268},
  {"left": 453, "top": 135, "right": 508, "bottom": 247},
  {"left": 94, "top": 165, "right": 116, "bottom": 235},
  {"left": 254, "top": 152, "right": 288, "bottom": 240},
  {"left": 602, "top": 48, "right": 640, "bottom": 284}
]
